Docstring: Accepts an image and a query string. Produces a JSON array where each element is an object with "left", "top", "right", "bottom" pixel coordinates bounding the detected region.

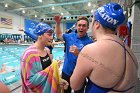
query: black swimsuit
[{"left": 40, "top": 53, "right": 52, "bottom": 70}]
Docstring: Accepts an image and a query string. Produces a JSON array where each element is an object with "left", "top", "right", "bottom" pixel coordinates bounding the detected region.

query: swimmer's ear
[
  {"left": 94, "top": 21, "right": 100, "bottom": 30},
  {"left": 38, "top": 36, "right": 42, "bottom": 39}
]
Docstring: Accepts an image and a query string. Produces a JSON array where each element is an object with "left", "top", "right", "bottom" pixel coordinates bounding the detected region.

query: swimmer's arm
[
  {"left": 0, "top": 82, "right": 11, "bottom": 93},
  {"left": 54, "top": 15, "right": 63, "bottom": 40},
  {"left": 70, "top": 47, "right": 92, "bottom": 91}
]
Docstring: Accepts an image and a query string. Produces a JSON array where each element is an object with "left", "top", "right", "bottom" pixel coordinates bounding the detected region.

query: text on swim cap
[
  {"left": 36, "top": 23, "right": 50, "bottom": 33},
  {"left": 97, "top": 7, "right": 119, "bottom": 25}
]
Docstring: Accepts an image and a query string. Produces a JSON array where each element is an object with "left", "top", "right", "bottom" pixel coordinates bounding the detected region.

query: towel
[
  {"left": 44, "top": 60, "right": 62, "bottom": 93},
  {"left": 21, "top": 45, "right": 65, "bottom": 93}
]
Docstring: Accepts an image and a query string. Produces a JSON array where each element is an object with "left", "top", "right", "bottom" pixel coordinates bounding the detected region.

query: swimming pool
[{"left": 0, "top": 44, "right": 64, "bottom": 85}]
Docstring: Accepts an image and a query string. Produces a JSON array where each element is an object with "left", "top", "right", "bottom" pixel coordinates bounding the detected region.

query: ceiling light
[
  {"left": 40, "top": 19, "right": 44, "bottom": 22},
  {"left": 35, "top": 15, "right": 37, "bottom": 18},
  {"left": 87, "top": 16, "right": 90, "bottom": 18},
  {"left": 88, "top": 2, "right": 91, "bottom": 7},
  {"left": 38, "top": 0, "right": 42, "bottom": 3},
  {"left": 91, "top": 9, "right": 94, "bottom": 13},
  {"left": 66, "top": 16, "right": 70, "bottom": 19},
  {"left": 123, "top": 11, "right": 127, "bottom": 15},
  {"left": 52, "top": 6, "right": 55, "bottom": 10},
  {"left": 5, "top": 3, "right": 8, "bottom": 7},
  {"left": 61, "top": 13, "right": 63, "bottom": 15},
  {"left": 22, "top": 10, "right": 25, "bottom": 13}
]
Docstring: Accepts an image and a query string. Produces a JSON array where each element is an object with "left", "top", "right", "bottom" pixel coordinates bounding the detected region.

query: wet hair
[{"left": 76, "top": 16, "right": 89, "bottom": 28}]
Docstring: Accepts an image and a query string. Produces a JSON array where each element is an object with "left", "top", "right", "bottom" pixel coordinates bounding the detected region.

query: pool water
[{"left": 0, "top": 44, "right": 64, "bottom": 85}]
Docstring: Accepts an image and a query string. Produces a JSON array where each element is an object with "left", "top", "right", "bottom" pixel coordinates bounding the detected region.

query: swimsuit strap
[
  {"left": 111, "top": 86, "right": 135, "bottom": 92},
  {"left": 104, "top": 39, "right": 136, "bottom": 92}
]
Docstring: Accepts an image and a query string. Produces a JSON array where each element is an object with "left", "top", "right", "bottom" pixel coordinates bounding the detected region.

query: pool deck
[{"left": 8, "top": 80, "right": 22, "bottom": 93}]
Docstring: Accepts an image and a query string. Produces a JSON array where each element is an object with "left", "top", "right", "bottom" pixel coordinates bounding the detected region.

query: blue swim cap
[
  {"left": 93, "top": 2, "right": 125, "bottom": 30},
  {"left": 34, "top": 22, "right": 53, "bottom": 36}
]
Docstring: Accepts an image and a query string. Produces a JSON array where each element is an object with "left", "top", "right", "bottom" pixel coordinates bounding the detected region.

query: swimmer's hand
[
  {"left": 69, "top": 45, "right": 79, "bottom": 56},
  {"left": 59, "top": 79, "right": 69, "bottom": 90},
  {"left": 56, "top": 59, "right": 63, "bottom": 68}
]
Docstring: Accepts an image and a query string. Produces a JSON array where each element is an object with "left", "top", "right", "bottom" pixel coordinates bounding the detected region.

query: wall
[
  {"left": 0, "top": 10, "right": 92, "bottom": 37},
  {"left": 0, "top": 10, "right": 25, "bottom": 35},
  {"left": 131, "top": 0, "right": 140, "bottom": 78},
  {"left": 52, "top": 22, "right": 66, "bottom": 33}
]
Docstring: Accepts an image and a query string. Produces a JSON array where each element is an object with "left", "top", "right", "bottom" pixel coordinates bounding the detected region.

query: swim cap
[
  {"left": 93, "top": 2, "right": 125, "bottom": 30},
  {"left": 34, "top": 22, "right": 53, "bottom": 36}
]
